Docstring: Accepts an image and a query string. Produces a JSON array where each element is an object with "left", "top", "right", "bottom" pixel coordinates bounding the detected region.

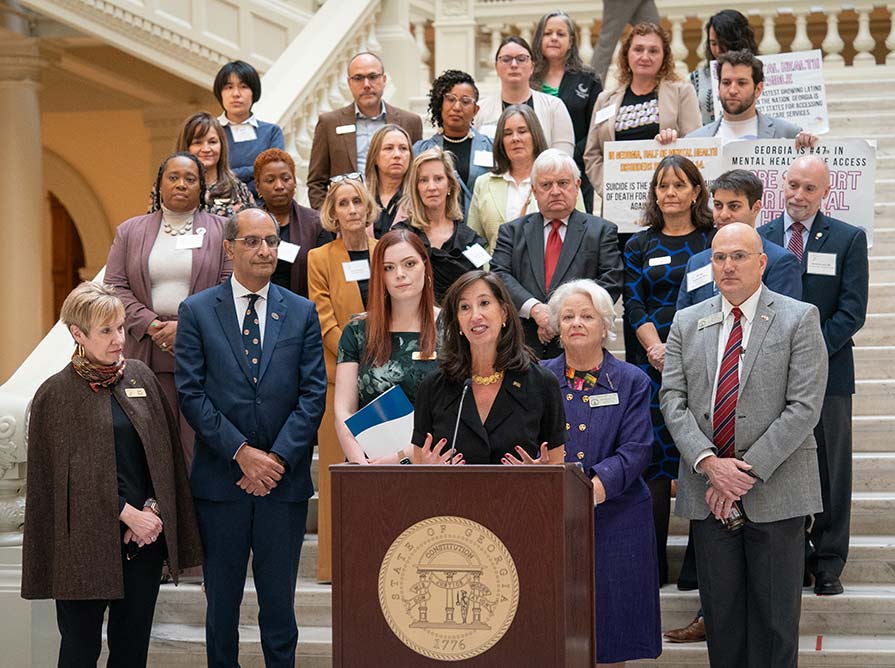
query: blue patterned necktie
[{"left": 242, "top": 293, "right": 261, "bottom": 384}]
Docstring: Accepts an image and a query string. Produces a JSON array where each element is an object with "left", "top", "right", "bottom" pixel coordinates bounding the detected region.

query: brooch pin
[
  {"left": 760, "top": 314, "right": 769, "bottom": 321},
  {"left": 815, "top": 232, "right": 823, "bottom": 239},
  {"left": 271, "top": 312, "right": 279, "bottom": 320},
  {"left": 512, "top": 380, "right": 521, "bottom": 388}
]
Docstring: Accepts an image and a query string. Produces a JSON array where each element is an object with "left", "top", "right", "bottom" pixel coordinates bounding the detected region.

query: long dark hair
[
  {"left": 149, "top": 152, "right": 207, "bottom": 213},
  {"left": 531, "top": 11, "right": 593, "bottom": 86},
  {"left": 439, "top": 271, "right": 532, "bottom": 383},
  {"left": 176, "top": 112, "right": 241, "bottom": 201},
  {"left": 705, "top": 10, "right": 758, "bottom": 64},
  {"left": 364, "top": 229, "right": 437, "bottom": 366},
  {"left": 491, "top": 105, "right": 548, "bottom": 175},
  {"left": 641, "top": 155, "right": 713, "bottom": 232}
]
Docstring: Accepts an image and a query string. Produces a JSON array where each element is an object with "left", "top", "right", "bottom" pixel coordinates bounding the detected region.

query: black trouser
[
  {"left": 56, "top": 540, "right": 164, "bottom": 668},
  {"left": 647, "top": 477, "right": 671, "bottom": 585}
]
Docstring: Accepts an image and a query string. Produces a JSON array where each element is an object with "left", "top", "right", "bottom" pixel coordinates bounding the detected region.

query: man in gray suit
[
  {"left": 686, "top": 50, "right": 816, "bottom": 148},
  {"left": 491, "top": 149, "right": 623, "bottom": 359},
  {"left": 660, "top": 223, "right": 827, "bottom": 667}
]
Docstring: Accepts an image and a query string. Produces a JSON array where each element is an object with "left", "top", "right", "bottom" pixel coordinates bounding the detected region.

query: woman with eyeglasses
[
  {"left": 22, "top": 281, "right": 202, "bottom": 668},
  {"left": 394, "top": 148, "right": 487, "bottom": 303},
  {"left": 531, "top": 11, "right": 603, "bottom": 213},
  {"left": 623, "top": 155, "right": 713, "bottom": 586},
  {"left": 106, "top": 152, "right": 231, "bottom": 470},
  {"left": 307, "top": 176, "right": 380, "bottom": 584},
  {"left": 413, "top": 70, "right": 493, "bottom": 215},
  {"left": 366, "top": 124, "right": 413, "bottom": 238},
  {"left": 474, "top": 36, "right": 575, "bottom": 157}
]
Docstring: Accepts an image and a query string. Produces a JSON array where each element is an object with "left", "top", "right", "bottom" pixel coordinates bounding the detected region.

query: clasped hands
[
  {"left": 235, "top": 444, "right": 285, "bottom": 496},
  {"left": 700, "top": 455, "right": 756, "bottom": 520},
  {"left": 530, "top": 304, "right": 556, "bottom": 345},
  {"left": 150, "top": 319, "right": 177, "bottom": 354},
  {"left": 121, "top": 503, "right": 163, "bottom": 548}
]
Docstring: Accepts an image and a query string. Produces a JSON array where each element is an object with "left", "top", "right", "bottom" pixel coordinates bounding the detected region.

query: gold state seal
[{"left": 378, "top": 515, "right": 520, "bottom": 661}]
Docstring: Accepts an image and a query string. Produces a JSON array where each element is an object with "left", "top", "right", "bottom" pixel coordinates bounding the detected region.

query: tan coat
[
  {"left": 21, "top": 360, "right": 202, "bottom": 600},
  {"left": 583, "top": 79, "right": 701, "bottom": 195}
]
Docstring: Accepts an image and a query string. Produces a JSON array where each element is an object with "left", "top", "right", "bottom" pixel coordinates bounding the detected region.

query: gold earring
[{"left": 75, "top": 343, "right": 85, "bottom": 357}]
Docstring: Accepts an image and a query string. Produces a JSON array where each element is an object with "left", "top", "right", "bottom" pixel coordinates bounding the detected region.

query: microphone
[{"left": 449, "top": 379, "right": 472, "bottom": 464}]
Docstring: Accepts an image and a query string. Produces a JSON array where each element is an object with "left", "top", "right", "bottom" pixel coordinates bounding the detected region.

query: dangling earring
[
  {"left": 502, "top": 321, "right": 507, "bottom": 329},
  {"left": 75, "top": 342, "right": 85, "bottom": 357}
]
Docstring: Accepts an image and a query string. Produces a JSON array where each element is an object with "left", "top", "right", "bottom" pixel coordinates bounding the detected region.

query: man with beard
[{"left": 687, "top": 50, "right": 816, "bottom": 147}]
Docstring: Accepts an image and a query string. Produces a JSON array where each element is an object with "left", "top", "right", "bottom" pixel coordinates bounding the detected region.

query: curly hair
[
  {"left": 427, "top": 69, "right": 479, "bottom": 129},
  {"left": 705, "top": 10, "right": 758, "bottom": 64},
  {"left": 531, "top": 11, "right": 594, "bottom": 86},
  {"left": 150, "top": 152, "right": 207, "bottom": 213},
  {"left": 641, "top": 155, "right": 714, "bottom": 232},
  {"left": 616, "top": 23, "right": 678, "bottom": 87}
]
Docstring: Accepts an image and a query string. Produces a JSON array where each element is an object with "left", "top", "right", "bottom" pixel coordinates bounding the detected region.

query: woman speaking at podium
[{"left": 412, "top": 270, "right": 566, "bottom": 465}]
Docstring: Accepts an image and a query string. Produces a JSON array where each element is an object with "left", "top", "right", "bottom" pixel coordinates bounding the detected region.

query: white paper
[
  {"left": 462, "top": 243, "right": 491, "bottom": 268},
  {"left": 473, "top": 150, "right": 494, "bottom": 168},
  {"left": 687, "top": 263, "right": 713, "bottom": 292},
  {"left": 593, "top": 104, "right": 616, "bottom": 125},
  {"left": 480, "top": 124, "right": 497, "bottom": 140},
  {"left": 648, "top": 255, "right": 672, "bottom": 267},
  {"left": 277, "top": 241, "right": 300, "bottom": 263},
  {"left": 342, "top": 259, "right": 371, "bottom": 282},
  {"left": 230, "top": 124, "right": 257, "bottom": 142},
  {"left": 336, "top": 124, "right": 357, "bottom": 135},
  {"left": 806, "top": 251, "right": 837, "bottom": 276},
  {"left": 176, "top": 234, "right": 204, "bottom": 250}
]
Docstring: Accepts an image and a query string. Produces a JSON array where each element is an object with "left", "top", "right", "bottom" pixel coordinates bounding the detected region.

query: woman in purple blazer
[
  {"left": 106, "top": 152, "right": 231, "bottom": 468},
  {"left": 541, "top": 279, "right": 661, "bottom": 665}
]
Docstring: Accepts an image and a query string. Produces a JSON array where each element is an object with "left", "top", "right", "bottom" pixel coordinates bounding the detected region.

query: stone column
[
  {"left": 0, "top": 39, "right": 47, "bottom": 383},
  {"left": 433, "top": 0, "right": 476, "bottom": 78},
  {"left": 376, "top": 0, "right": 421, "bottom": 108}
]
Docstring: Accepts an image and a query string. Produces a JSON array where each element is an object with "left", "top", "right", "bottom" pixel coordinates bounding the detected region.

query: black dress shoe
[
  {"left": 814, "top": 572, "right": 844, "bottom": 596},
  {"left": 803, "top": 570, "right": 813, "bottom": 588}
]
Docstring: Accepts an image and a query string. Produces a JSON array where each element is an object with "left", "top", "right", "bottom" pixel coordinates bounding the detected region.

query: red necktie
[
  {"left": 544, "top": 219, "right": 563, "bottom": 290},
  {"left": 787, "top": 221, "right": 805, "bottom": 263},
  {"left": 713, "top": 307, "right": 743, "bottom": 458}
]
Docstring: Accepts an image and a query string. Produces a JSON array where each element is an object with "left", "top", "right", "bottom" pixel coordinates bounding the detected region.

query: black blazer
[
  {"left": 412, "top": 365, "right": 566, "bottom": 464},
  {"left": 758, "top": 213, "right": 868, "bottom": 395},
  {"left": 556, "top": 69, "right": 603, "bottom": 165}
]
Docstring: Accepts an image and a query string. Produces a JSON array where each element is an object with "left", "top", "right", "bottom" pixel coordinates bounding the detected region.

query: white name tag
[
  {"left": 462, "top": 243, "right": 491, "bottom": 268},
  {"left": 687, "top": 263, "right": 713, "bottom": 292},
  {"left": 806, "top": 251, "right": 836, "bottom": 276},
  {"left": 698, "top": 311, "right": 724, "bottom": 330},
  {"left": 230, "top": 124, "right": 257, "bottom": 142},
  {"left": 473, "top": 150, "right": 494, "bottom": 168},
  {"left": 176, "top": 232, "right": 205, "bottom": 250},
  {"left": 648, "top": 255, "right": 672, "bottom": 267},
  {"left": 589, "top": 393, "right": 619, "bottom": 408},
  {"left": 278, "top": 241, "right": 300, "bottom": 263},
  {"left": 336, "top": 123, "right": 357, "bottom": 135},
  {"left": 125, "top": 388, "right": 147, "bottom": 398},
  {"left": 480, "top": 124, "right": 497, "bottom": 140},
  {"left": 342, "top": 259, "right": 371, "bottom": 282},
  {"left": 593, "top": 104, "right": 616, "bottom": 126}
]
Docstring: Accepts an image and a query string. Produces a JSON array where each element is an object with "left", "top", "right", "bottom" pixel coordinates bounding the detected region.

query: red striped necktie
[
  {"left": 787, "top": 221, "right": 805, "bottom": 263},
  {"left": 713, "top": 307, "right": 743, "bottom": 458}
]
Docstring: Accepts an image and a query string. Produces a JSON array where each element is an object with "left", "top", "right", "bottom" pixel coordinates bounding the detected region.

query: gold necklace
[{"left": 471, "top": 370, "right": 504, "bottom": 386}]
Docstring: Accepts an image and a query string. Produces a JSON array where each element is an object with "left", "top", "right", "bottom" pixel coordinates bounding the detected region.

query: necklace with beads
[
  {"left": 472, "top": 370, "right": 504, "bottom": 386},
  {"left": 163, "top": 218, "right": 193, "bottom": 236},
  {"left": 442, "top": 131, "right": 473, "bottom": 144}
]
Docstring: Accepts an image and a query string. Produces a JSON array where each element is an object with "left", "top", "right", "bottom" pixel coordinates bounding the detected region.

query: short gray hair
[
  {"left": 225, "top": 207, "right": 279, "bottom": 240},
  {"left": 547, "top": 279, "right": 616, "bottom": 345},
  {"left": 531, "top": 148, "right": 580, "bottom": 184}
]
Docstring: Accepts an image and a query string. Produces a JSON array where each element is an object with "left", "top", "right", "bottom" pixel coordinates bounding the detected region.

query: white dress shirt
[
  {"left": 231, "top": 275, "right": 270, "bottom": 346},
  {"left": 501, "top": 172, "right": 533, "bottom": 222},
  {"left": 519, "top": 215, "right": 570, "bottom": 319}
]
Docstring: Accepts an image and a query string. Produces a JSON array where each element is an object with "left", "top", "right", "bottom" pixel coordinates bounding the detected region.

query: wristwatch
[
  {"left": 143, "top": 498, "right": 161, "bottom": 518},
  {"left": 397, "top": 449, "right": 412, "bottom": 465}
]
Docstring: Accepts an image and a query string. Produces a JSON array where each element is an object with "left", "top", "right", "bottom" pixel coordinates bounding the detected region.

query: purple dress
[{"left": 542, "top": 351, "right": 662, "bottom": 663}]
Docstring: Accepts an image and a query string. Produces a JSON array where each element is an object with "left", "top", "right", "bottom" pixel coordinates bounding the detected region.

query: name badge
[
  {"left": 687, "top": 263, "right": 713, "bottom": 292},
  {"left": 175, "top": 229, "right": 206, "bottom": 250},
  {"left": 230, "top": 124, "right": 257, "bottom": 143},
  {"left": 411, "top": 351, "right": 437, "bottom": 361},
  {"left": 480, "top": 124, "right": 497, "bottom": 140},
  {"left": 589, "top": 393, "right": 619, "bottom": 408},
  {"left": 336, "top": 123, "right": 357, "bottom": 135},
  {"left": 648, "top": 255, "right": 672, "bottom": 267},
  {"left": 342, "top": 259, "right": 371, "bottom": 282},
  {"left": 462, "top": 243, "right": 491, "bottom": 268},
  {"left": 806, "top": 251, "right": 836, "bottom": 276},
  {"left": 473, "top": 150, "right": 494, "bottom": 168},
  {"left": 125, "top": 388, "right": 147, "bottom": 398},
  {"left": 278, "top": 241, "right": 300, "bottom": 263},
  {"left": 697, "top": 311, "right": 724, "bottom": 330},
  {"left": 593, "top": 104, "right": 616, "bottom": 125}
]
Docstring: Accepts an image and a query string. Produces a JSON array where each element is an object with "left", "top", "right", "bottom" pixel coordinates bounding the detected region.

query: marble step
[
  {"left": 657, "top": 584, "right": 895, "bottom": 636},
  {"left": 829, "top": 111, "right": 895, "bottom": 135},
  {"left": 869, "top": 257, "right": 895, "bottom": 282},
  {"left": 667, "top": 535, "right": 895, "bottom": 585},
  {"left": 855, "top": 416, "right": 895, "bottom": 452},
  {"left": 854, "top": 453, "right": 895, "bottom": 492},
  {"left": 631, "top": 634, "right": 895, "bottom": 667},
  {"left": 869, "top": 283, "right": 895, "bottom": 312},
  {"left": 854, "top": 314, "right": 895, "bottom": 347},
  {"left": 854, "top": 379, "right": 895, "bottom": 416},
  {"left": 670, "top": 493, "right": 895, "bottom": 536},
  {"left": 827, "top": 79, "right": 895, "bottom": 98},
  {"left": 870, "top": 228, "right": 895, "bottom": 257},
  {"left": 855, "top": 346, "right": 895, "bottom": 379},
  {"left": 307, "top": 492, "right": 318, "bottom": 533}
]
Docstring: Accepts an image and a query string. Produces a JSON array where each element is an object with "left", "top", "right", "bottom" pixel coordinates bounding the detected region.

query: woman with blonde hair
[
  {"left": 307, "top": 176, "right": 379, "bottom": 583},
  {"left": 395, "top": 147, "right": 486, "bottom": 302},
  {"left": 365, "top": 124, "right": 413, "bottom": 237}
]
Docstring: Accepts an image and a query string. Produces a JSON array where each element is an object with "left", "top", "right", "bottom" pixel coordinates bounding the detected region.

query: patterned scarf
[
  {"left": 71, "top": 348, "right": 126, "bottom": 392},
  {"left": 565, "top": 364, "right": 601, "bottom": 391}
]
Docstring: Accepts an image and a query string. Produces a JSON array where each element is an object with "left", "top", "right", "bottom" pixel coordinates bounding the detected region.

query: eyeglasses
[
  {"left": 710, "top": 251, "right": 762, "bottom": 265},
  {"left": 330, "top": 172, "right": 364, "bottom": 184},
  {"left": 498, "top": 54, "right": 531, "bottom": 65},
  {"left": 232, "top": 235, "right": 281, "bottom": 249},
  {"left": 444, "top": 93, "right": 476, "bottom": 108},
  {"left": 349, "top": 72, "right": 384, "bottom": 83}
]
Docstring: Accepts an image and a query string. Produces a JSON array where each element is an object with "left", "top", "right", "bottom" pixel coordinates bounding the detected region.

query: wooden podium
[{"left": 331, "top": 464, "right": 595, "bottom": 666}]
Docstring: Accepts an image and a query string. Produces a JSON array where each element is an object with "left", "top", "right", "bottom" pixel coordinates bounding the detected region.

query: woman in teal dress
[{"left": 334, "top": 229, "right": 440, "bottom": 464}]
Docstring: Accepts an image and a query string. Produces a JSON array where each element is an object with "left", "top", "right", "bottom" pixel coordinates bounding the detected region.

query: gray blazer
[
  {"left": 686, "top": 111, "right": 801, "bottom": 139},
  {"left": 659, "top": 285, "right": 827, "bottom": 523}
]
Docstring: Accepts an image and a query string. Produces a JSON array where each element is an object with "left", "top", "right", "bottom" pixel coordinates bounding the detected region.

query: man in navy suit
[
  {"left": 677, "top": 170, "right": 802, "bottom": 310},
  {"left": 176, "top": 208, "right": 327, "bottom": 667},
  {"left": 758, "top": 154, "right": 869, "bottom": 596}
]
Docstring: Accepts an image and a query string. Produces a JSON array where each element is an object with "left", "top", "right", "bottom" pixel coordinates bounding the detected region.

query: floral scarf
[{"left": 71, "top": 348, "right": 126, "bottom": 392}]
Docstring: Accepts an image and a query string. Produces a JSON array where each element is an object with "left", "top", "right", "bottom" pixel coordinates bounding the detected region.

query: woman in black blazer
[
  {"left": 412, "top": 270, "right": 566, "bottom": 465},
  {"left": 532, "top": 11, "right": 602, "bottom": 213}
]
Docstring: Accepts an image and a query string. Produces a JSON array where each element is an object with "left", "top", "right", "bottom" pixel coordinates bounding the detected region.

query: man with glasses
[
  {"left": 308, "top": 52, "right": 422, "bottom": 209},
  {"left": 661, "top": 222, "right": 826, "bottom": 667},
  {"left": 176, "top": 207, "right": 327, "bottom": 667}
]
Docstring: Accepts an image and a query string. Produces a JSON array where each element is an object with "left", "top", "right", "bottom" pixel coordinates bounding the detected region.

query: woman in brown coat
[{"left": 21, "top": 282, "right": 202, "bottom": 668}]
